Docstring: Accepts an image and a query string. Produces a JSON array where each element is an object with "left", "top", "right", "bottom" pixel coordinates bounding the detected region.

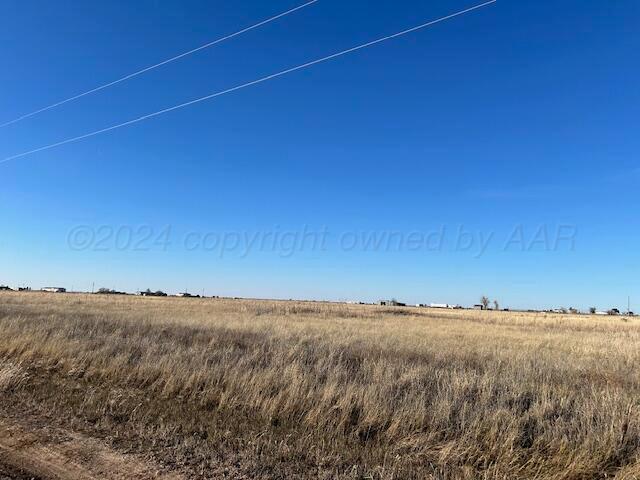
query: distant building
[
  {"left": 379, "top": 300, "right": 405, "bottom": 307},
  {"left": 42, "top": 287, "right": 66, "bottom": 293},
  {"left": 473, "top": 304, "right": 485, "bottom": 310},
  {"left": 428, "top": 303, "right": 462, "bottom": 309}
]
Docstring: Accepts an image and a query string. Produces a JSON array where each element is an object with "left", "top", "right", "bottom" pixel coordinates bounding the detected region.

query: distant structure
[
  {"left": 18, "top": 287, "right": 31, "bottom": 292},
  {"left": 138, "top": 289, "right": 168, "bottom": 297},
  {"left": 0, "top": 285, "right": 13, "bottom": 291},
  {"left": 379, "top": 299, "right": 406, "bottom": 307},
  {"left": 42, "top": 287, "right": 66, "bottom": 293},
  {"left": 429, "top": 303, "right": 462, "bottom": 309},
  {"left": 176, "top": 292, "right": 201, "bottom": 298},
  {"left": 473, "top": 304, "right": 485, "bottom": 310}
]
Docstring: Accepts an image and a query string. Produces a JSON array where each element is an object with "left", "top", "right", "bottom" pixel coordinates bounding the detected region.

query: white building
[
  {"left": 428, "top": 303, "right": 464, "bottom": 309},
  {"left": 42, "top": 287, "right": 66, "bottom": 293}
]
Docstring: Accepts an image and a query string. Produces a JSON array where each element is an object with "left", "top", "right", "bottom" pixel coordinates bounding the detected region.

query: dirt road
[{"left": 0, "top": 417, "right": 184, "bottom": 480}]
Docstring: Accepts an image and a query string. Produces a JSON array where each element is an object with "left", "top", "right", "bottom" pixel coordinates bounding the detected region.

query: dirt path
[{"left": 0, "top": 417, "right": 184, "bottom": 480}]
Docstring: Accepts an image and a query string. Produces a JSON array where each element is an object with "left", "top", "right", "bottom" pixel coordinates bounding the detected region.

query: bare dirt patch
[{"left": 0, "top": 414, "right": 183, "bottom": 480}]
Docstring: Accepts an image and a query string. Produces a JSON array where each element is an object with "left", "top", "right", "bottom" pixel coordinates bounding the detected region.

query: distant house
[
  {"left": 473, "top": 304, "right": 485, "bottom": 310},
  {"left": 42, "top": 287, "right": 66, "bottom": 293}
]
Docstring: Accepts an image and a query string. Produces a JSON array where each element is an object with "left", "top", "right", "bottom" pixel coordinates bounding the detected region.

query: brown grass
[
  {"left": 0, "top": 361, "right": 28, "bottom": 393},
  {"left": 0, "top": 292, "right": 639, "bottom": 479}
]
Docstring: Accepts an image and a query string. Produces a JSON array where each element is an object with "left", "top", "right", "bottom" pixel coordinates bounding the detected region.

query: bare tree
[
  {"left": 493, "top": 300, "right": 500, "bottom": 311},
  {"left": 481, "top": 296, "right": 490, "bottom": 310}
]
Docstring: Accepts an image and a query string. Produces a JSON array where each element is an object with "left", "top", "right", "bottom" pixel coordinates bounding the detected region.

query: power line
[
  {"left": 0, "top": 0, "right": 318, "bottom": 129},
  {"left": 1, "top": 0, "right": 496, "bottom": 165}
]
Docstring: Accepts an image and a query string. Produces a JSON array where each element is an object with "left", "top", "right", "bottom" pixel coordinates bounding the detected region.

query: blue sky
[{"left": 1, "top": 0, "right": 638, "bottom": 310}]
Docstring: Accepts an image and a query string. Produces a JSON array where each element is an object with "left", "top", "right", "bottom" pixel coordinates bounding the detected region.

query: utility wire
[
  {"left": 0, "top": 0, "right": 319, "bottom": 128},
  {"left": 1, "top": 0, "right": 496, "bottom": 165}
]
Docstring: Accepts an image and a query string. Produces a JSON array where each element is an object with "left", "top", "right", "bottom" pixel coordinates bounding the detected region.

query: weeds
[{"left": 0, "top": 293, "right": 638, "bottom": 479}]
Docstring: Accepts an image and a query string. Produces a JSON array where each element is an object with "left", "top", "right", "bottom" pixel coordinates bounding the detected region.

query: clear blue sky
[{"left": 1, "top": 0, "right": 638, "bottom": 311}]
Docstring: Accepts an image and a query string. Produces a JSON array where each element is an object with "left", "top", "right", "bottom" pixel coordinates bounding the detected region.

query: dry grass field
[{"left": 0, "top": 292, "right": 639, "bottom": 479}]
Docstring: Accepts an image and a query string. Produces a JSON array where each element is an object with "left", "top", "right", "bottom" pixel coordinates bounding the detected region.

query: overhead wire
[
  {"left": 1, "top": 1, "right": 496, "bottom": 165},
  {"left": 0, "top": 0, "right": 319, "bottom": 128}
]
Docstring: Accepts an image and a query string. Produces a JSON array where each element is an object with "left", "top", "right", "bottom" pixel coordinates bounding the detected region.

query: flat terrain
[{"left": 0, "top": 293, "right": 639, "bottom": 479}]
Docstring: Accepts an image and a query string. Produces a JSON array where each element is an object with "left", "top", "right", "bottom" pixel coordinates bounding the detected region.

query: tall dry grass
[{"left": 0, "top": 292, "right": 639, "bottom": 479}]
